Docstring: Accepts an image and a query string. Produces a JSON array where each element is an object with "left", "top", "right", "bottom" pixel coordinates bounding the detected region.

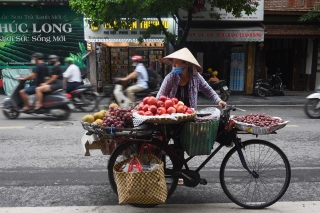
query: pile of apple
[
  {"left": 134, "top": 95, "right": 194, "bottom": 116},
  {"left": 232, "top": 113, "right": 284, "bottom": 127}
]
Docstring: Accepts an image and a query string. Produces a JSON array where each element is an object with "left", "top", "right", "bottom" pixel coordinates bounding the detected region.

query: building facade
[{"left": 260, "top": 0, "right": 320, "bottom": 91}]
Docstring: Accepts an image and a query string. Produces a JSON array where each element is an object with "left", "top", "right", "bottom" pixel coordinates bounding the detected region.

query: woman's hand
[{"left": 218, "top": 100, "right": 227, "bottom": 108}]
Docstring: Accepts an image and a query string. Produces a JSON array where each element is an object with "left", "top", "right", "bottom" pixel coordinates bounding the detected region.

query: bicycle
[{"left": 94, "top": 105, "right": 291, "bottom": 209}]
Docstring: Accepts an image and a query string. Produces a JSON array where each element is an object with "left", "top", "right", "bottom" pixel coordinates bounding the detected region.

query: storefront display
[{"left": 98, "top": 45, "right": 165, "bottom": 83}]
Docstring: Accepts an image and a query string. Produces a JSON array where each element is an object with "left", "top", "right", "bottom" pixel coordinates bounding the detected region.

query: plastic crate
[{"left": 180, "top": 119, "right": 219, "bottom": 156}]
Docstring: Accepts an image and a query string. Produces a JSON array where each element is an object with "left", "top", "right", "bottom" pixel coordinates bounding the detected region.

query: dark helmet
[
  {"left": 48, "top": 55, "right": 59, "bottom": 60},
  {"left": 131, "top": 55, "right": 143, "bottom": 62},
  {"left": 31, "top": 52, "right": 44, "bottom": 59}
]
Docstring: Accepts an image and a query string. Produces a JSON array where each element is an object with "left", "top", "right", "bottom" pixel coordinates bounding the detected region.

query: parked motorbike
[
  {"left": 1, "top": 79, "right": 74, "bottom": 120},
  {"left": 254, "top": 70, "right": 284, "bottom": 97},
  {"left": 304, "top": 85, "right": 320, "bottom": 119},
  {"left": 98, "top": 80, "right": 159, "bottom": 110},
  {"left": 67, "top": 72, "right": 99, "bottom": 112},
  {"left": 209, "top": 80, "right": 231, "bottom": 102}
]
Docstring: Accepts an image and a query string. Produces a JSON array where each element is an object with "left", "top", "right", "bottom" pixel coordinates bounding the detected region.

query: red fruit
[
  {"left": 149, "top": 105, "right": 157, "bottom": 114},
  {"left": 183, "top": 105, "right": 188, "bottom": 112},
  {"left": 171, "top": 97, "right": 178, "bottom": 104},
  {"left": 159, "top": 95, "right": 167, "bottom": 102},
  {"left": 157, "top": 107, "right": 166, "bottom": 115},
  {"left": 185, "top": 108, "right": 194, "bottom": 114},
  {"left": 138, "top": 111, "right": 145, "bottom": 115},
  {"left": 157, "top": 100, "right": 165, "bottom": 108},
  {"left": 176, "top": 105, "right": 185, "bottom": 113},
  {"left": 164, "top": 99, "right": 173, "bottom": 109},
  {"left": 142, "top": 105, "right": 149, "bottom": 112},
  {"left": 148, "top": 96, "right": 157, "bottom": 106},
  {"left": 143, "top": 97, "right": 150, "bottom": 105},
  {"left": 166, "top": 106, "right": 176, "bottom": 114},
  {"left": 138, "top": 103, "right": 144, "bottom": 111},
  {"left": 144, "top": 111, "right": 154, "bottom": 116}
]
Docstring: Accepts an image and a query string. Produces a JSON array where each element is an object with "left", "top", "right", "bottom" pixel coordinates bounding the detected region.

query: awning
[
  {"left": 262, "top": 25, "right": 320, "bottom": 38},
  {"left": 186, "top": 27, "right": 264, "bottom": 42}
]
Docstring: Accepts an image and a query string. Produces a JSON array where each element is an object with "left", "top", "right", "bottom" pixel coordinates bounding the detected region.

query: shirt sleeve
[
  {"left": 63, "top": 67, "right": 71, "bottom": 79},
  {"left": 156, "top": 73, "right": 172, "bottom": 99},
  {"left": 198, "top": 73, "right": 221, "bottom": 104}
]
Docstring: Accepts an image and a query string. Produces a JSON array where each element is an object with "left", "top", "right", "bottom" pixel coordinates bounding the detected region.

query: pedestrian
[
  {"left": 34, "top": 55, "right": 63, "bottom": 111},
  {"left": 156, "top": 47, "right": 226, "bottom": 109},
  {"left": 18, "top": 52, "right": 49, "bottom": 112},
  {"left": 63, "top": 57, "right": 82, "bottom": 93}
]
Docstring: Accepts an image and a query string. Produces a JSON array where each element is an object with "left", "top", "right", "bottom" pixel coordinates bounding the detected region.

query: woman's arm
[
  {"left": 156, "top": 74, "right": 172, "bottom": 99},
  {"left": 198, "top": 73, "right": 221, "bottom": 104}
]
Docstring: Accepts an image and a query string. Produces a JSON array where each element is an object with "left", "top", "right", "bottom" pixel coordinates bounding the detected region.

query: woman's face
[{"left": 172, "top": 59, "right": 189, "bottom": 69}]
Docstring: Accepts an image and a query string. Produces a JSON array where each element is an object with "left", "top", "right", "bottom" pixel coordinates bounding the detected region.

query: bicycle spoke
[{"left": 220, "top": 140, "right": 291, "bottom": 209}]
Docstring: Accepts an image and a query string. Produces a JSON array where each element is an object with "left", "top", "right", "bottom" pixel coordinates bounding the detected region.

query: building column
[
  {"left": 88, "top": 42, "right": 97, "bottom": 91},
  {"left": 246, "top": 42, "right": 255, "bottom": 94}
]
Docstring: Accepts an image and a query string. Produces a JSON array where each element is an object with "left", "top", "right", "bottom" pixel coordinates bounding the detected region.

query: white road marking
[
  {"left": 0, "top": 126, "right": 26, "bottom": 129},
  {"left": 0, "top": 201, "right": 319, "bottom": 213},
  {"left": 286, "top": 124, "right": 299, "bottom": 127}
]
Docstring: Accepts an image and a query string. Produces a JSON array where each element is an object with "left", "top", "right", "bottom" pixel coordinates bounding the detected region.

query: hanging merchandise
[
  {"left": 111, "top": 48, "right": 129, "bottom": 78},
  {"left": 230, "top": 53, "right": 245, "bottom": 91}
]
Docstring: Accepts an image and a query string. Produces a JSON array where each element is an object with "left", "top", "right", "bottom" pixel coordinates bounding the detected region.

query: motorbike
[
  {"left": 98, "top": 80, "right": 159, "bottom": 110},
  {"left": 254, "top": 70, "right": 284, "bottom": 97},
  {"left": 304, "top": 85, "right": 320, "bottom": 119},
  {"left": 1, "top": 79, "right": 74, "bottom": 120},
  {"left": 209, "top": 80, "right": 231, "bottom": 102},
  {"left": 67, "top": 72, "right": 99, "bottom": 112}
]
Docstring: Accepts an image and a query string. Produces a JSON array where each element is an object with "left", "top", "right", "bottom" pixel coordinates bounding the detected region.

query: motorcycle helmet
[
  {"left": 64, "top": 57, "right": 74, "bottom": 63},
  {"left": 212, "top": 71, "right": 218, "bottom": 77},
  {"left": 207, "top": 68, "right": 213, "bottom": 73},
  {"left": 48, "top": 55, "right": 59, "bottom": 60},
  {"left": 31, "top": 52, "right": 44, "bottom": 59},
  {"left": 131, "top": 55, "right": 143, "bottom": 62}
]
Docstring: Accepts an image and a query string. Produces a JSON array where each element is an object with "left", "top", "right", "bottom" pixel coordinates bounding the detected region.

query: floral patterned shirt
[{"left": 156, "top": 67, "right": 221, "bottom": 109}]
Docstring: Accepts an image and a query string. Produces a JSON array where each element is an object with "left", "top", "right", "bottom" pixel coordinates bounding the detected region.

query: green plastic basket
[{"left": 180, "top": 119, "right": 219, "bottom": 156}]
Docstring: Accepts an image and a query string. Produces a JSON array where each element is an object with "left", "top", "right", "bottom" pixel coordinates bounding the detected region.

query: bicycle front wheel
[
  {"left": 220, "top": 139, "right": 291, "bottom": 209},
  {"left": 107, "top": 139, "right": 179, "bottom": 206}
]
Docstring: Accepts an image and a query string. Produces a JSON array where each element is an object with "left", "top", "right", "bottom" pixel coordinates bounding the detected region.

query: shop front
[
  {"left": 185, "top": 27, "right": 264, "bottom": 94},
  {"left": 178, "top": 0, "right": 265, "bottom": 94},
  {"left": 84, "top": 18, "right": 176, "bottom": 90}
]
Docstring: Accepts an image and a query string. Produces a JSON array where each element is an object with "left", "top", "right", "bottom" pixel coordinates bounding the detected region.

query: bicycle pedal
[{"left": 199, "top": 178, "right": 207, "bottom": 185}]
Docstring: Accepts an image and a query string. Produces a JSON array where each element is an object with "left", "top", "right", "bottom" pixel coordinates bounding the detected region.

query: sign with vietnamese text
[
  {"left": 84, "top": 18, "right": 176, "bottom": 42},
  {"left": 0, "top": 6, "right": 86, "bottom": 68},
  {"left": 187, "top": 28, "right": 264, "bottom": 42}
]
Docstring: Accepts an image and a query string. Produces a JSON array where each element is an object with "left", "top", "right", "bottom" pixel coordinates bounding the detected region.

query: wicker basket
[
  {"left": 180, "top": 119, "right": 219, "bottom": 156},
  {"left": 143, "top": 113, "right": 196, "bottom": 124}
]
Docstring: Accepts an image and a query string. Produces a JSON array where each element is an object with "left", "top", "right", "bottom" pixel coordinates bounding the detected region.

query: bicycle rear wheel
[
  {"left": 107, "top": 139, "right": 179, "bottom": 206},
  {"left": 220, "top": 139, "right": 291, "bottom": 209}
]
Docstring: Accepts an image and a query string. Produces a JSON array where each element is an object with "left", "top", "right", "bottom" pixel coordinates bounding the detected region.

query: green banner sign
[{"left": 0, "top": 6, "right": 86, "bottom": 68}]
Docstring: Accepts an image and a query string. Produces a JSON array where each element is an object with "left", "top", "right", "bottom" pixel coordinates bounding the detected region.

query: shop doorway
[{"left": 264, "top": 38, "right": 308, "bottom": 91}]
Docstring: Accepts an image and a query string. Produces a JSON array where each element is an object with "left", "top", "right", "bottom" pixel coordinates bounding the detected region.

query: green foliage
[
  {"left": 70, "top": 0, "right": 258, "bottom": 50},
  {"left": 299, "top": 5, "right": 320, "bottom": 22},
  {"left": 69, "top": 42, "right": 87, "bottom": 67}
]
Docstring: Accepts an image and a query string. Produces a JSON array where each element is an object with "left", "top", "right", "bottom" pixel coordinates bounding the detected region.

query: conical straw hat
[{"left": 161, "top": 48, "right": 202, "bottom": 72}]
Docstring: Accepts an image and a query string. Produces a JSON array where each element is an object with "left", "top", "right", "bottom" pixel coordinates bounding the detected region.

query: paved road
[{"left": 0, "top": 106, "right": 319, "bottom": 212}]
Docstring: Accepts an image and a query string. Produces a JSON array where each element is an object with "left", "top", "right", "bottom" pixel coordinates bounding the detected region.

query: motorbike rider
[
  {"left": 18, "top": 52, "right": 49, "bottom": 112},
  {"left": 118, "top": 55, "right": 148, "bottom": 106},
  {"left": 63, "top": 57, "right": 82, "bottom": 93},
  {"left": 33, "top": 55, "right": 63, "bottom": 111},
  {"left": 209, "top": 70, "right": 219, "bottom": 83}
]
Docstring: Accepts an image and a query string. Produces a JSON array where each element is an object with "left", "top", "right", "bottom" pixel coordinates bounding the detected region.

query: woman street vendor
[{"left": 156, "top": 48, "right": 226, "bottom": 109}]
